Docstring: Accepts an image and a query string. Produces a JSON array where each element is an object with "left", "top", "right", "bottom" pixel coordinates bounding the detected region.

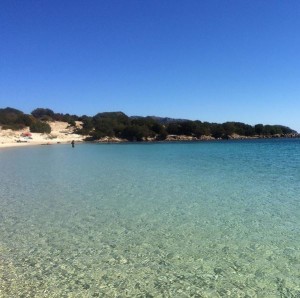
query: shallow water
[{"left": 0, "top": 139, "right": 300, "bottom": 297}]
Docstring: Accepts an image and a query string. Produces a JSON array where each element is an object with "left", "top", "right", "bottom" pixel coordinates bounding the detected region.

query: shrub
[
  {"left": 30, "top": 121, "right": 51, "bottom": 134},
  {"left": 121, "top": 125, "right": 153, "bottom": 141},
  {"left": 0, "top": 107, "right": 23, "bottom": 125},
  {"left": 1, "top": 123, "right": 26, "bottom": 130},
  {"left": 156, "top": 130, "right": 168, "bottom": 140},
  {"left": 31, "top": 108, "right": 55, "bottom": 119},
  {"left": 68, "top": 119, "right": 76, "bottom": 127}
]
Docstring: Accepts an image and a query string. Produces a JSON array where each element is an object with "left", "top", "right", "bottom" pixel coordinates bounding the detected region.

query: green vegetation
[
  {"left": 0, "top": 107, "right": 34, "bottom": 130},
  {"left": 0, "top": 106, "right": 298, "bottom": 141},
  {"left": 74, "top": 112, "right": 297, "bottom": 141},
  {"left": 30, "top": 121, "right": 51, "bottom": 134},
  {"left": 31, "top": 108, "right": 55, "bottom": 120},
  {"left": 31, "top": 108, "right": 79, "bottom": 123}
]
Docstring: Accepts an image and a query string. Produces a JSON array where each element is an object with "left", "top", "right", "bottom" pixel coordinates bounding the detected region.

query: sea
[{"left": 0, "top": 139, "right": 299, "bottom": 297}]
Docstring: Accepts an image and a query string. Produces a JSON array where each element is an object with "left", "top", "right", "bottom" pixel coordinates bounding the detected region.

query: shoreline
[
  {"left": 0, "top": 140, "right": 80, "bottom": 150},
  {"left": 0, "top": 121, "right": 86, "bottom": 150},
  {"left": 1, "top": 135, "right": 299, "bottom": 150},
  {"left": 1, "top": 120, "right": 299, "bottom": 150}
]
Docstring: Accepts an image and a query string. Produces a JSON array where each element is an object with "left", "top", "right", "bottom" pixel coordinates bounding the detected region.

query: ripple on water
[{"left": 0, "top": 140, "right": 300, "bottom": 297}]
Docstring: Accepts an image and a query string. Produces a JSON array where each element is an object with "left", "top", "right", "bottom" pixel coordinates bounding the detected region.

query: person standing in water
[{"left": 71, "top": 140, "right": 75, "bottom": 148}]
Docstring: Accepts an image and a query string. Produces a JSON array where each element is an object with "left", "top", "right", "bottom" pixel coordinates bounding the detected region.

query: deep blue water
[{"left": 0, "top": 139, "right": 299, "bottom": 297}]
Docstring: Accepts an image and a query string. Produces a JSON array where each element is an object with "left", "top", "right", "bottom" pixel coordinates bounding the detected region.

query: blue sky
[{"left": 1, "top": 0, "right": 300, "bottom": 131}]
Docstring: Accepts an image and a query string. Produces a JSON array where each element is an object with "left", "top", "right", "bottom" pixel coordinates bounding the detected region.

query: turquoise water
[{"left": 0, "top": 139, "right": 300, "bottom": 297}]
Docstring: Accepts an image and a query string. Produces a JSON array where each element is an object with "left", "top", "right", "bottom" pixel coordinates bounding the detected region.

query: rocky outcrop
[
  {"left": 166, "top": 135, "right": 198, "bottom": 141},
  {"left": 165, "top": 135, "right": 215, "bottom": 141},
  {"left": 97, "top": 136, "right": 127, "bottom": 143},
  {"left": 227, "top": 133, "right": 300, "bottom": 140},
  {"left": 227, "top": 134, "right": 258, "bottom": 140},
  {"left": 198, "top": 135, "right": 215, "bottom": 141},
  {"left": 95, "top": 133, "right": 300, "bottom": 144}
]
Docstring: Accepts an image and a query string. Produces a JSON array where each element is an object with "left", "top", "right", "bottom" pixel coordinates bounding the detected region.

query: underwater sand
[{"left": 0, "top": 140, "right": 300, "bottom": 297}]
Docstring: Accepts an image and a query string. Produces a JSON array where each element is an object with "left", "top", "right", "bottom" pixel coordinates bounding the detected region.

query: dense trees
[
  {"left": 81, "top": 114, "right": 296, "bottom": 141},
  {"left": 0, "top": 106, "right": 297, "bottom": 140}
]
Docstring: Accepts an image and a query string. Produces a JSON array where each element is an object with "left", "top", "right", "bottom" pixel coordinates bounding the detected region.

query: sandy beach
[{"left": 0, "top": 121, "right": 86, "bottom": 149}]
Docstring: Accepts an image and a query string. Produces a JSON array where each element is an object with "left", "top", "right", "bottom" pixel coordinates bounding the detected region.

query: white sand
[{"left": 0, "top": 121, "right": 87, "bottom": 149}]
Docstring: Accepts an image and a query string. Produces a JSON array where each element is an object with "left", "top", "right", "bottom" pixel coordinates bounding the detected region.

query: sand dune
[{"left": 0, "top": 121, "right": 86, "bottom": 149}]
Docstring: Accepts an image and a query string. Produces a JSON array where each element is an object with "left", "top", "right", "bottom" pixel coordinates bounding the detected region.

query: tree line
[{"left": 0, "top": 107, "right": 297, "bottom": 141}]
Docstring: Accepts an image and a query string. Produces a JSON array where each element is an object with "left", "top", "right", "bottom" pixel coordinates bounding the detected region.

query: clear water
[{"left": 0, "top": 139, "right": 300, "bottom": 297}]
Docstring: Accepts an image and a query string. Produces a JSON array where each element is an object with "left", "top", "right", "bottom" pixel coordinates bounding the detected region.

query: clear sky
[{"left": 1, "top": 0, "right": 300, "bottom": 131}]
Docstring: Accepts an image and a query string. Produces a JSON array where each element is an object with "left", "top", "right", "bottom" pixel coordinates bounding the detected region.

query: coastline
[
  {"left": 0, "top": 121, "right": 85, "bottom": 150},
  {"left": 0, "top": 140, "right": 83, "bottom": 149},
  {"left": 94, "top": 133, "right": 299, "bottom": 144},
  {"left": 1, "top": 121, "right": 299, "bottom": 150}
]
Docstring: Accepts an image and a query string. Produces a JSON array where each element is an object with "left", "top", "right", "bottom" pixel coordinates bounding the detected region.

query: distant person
[{"left": 71, "top": 140, "right": 75, "bottom": 148}]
